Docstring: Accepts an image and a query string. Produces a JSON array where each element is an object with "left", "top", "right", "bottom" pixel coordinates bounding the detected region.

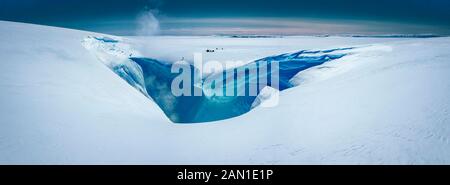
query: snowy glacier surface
[{"left": 1, "top": 21, "right": 450, "bottom": 164}]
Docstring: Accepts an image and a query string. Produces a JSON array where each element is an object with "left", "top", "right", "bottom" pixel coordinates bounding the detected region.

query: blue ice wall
[{"left": 129, "top": 48, "right": 351, "bottom": 123}]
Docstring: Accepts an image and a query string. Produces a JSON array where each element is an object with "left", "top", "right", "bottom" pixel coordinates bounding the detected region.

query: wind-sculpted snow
[{"left": 130, "top": 48, "right": 351, "bottom": 123}]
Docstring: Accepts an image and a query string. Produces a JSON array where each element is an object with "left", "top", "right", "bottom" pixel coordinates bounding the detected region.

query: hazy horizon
[{"left": 1, "top": 0, "right": 450, "bottom": 36}]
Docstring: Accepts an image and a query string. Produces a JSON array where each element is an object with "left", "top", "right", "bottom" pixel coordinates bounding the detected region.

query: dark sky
[{"left": 1, "top": 0, "right": 450, "bottom": 35}]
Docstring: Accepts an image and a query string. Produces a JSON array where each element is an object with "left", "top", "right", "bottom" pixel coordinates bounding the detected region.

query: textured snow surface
[{"left": 1, "top": 21, "right": 450, "bottom": 164}]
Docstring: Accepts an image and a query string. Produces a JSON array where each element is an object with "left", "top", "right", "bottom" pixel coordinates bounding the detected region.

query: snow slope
[{"left": 1, "top": 21, "right": 450, "bottom": 164}]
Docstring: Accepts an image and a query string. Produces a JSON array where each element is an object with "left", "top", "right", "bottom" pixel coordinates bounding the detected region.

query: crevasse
[
  {"left": 130, "top": 48, "right": 352, "bottom": 123},
  {"left": 83, "top": 36, "right": 352, "bottom": 123}
]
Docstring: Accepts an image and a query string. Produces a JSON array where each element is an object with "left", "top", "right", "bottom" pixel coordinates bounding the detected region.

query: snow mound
[{"left": 251, "top": 86, "right": 280, "bottom": 108}]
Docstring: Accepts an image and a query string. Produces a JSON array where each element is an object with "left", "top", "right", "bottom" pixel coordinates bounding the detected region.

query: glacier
[{"left": 1, "top": 21, "right": 450, "bottom": 164}]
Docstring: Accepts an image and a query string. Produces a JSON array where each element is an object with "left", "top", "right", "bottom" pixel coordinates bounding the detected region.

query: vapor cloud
[{"left": 136, "top": 8, "right": 160, "bottom": 35}]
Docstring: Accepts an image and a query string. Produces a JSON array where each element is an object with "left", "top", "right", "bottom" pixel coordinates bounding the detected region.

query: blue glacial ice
[
  {"left": 128, "top": 48, "right": 352, "bottom": 123},
  {"left": 93, "top": 36, "right": 119, "bottom": 43}
]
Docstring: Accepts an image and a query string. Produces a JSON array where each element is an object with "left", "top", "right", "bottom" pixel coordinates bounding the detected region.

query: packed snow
[{"left": 1, "top": 21, "right": 450, "bottom": 164}]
